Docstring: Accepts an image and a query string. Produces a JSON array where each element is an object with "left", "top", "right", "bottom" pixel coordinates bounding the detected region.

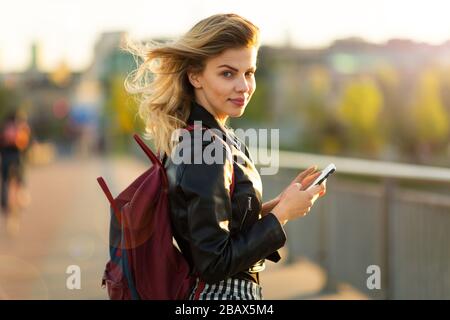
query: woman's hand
[
  {"left": 271, "top": 182, "right": 325, "bottom": 225},
  {"left": 261, "top": 165, "right": 327, "bottom": 216},
  {"left": 291, "top": 165, "right": 319, "bottom": 186},
  {"left": 280, "top": 165, "right": 327, "bottom": 197}
]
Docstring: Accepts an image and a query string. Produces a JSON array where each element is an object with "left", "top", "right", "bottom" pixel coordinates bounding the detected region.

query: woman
[{"left": 126, "top": 13, "right": 326, "bottom": 300}]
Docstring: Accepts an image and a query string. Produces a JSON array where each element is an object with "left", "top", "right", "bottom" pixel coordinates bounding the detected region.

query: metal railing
[{"left": 254, "top": 150, "right": 450, "bottom": 299}]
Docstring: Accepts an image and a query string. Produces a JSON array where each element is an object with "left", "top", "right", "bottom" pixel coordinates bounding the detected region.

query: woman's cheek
[
  {"left": 248, "top": 85, "right": 255, "bottom": 98},
  {"left": 217, "top": 78, "right": 233, "bottom": 95},
  {"left": 250, "top": 78, "right": 256, "bottom": 93}
]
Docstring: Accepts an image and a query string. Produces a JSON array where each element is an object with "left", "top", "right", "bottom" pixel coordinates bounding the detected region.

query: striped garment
[{"left": 188, "top": 277, "right": 263, "bottom": 300}]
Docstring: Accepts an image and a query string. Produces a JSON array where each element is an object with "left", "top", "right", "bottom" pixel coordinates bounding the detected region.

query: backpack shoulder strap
[
  {"left": 133, "top": 134, "right": 161, "bottom": 166},
  {"left": 96, "top": 177, "right": 122, "bottom": 220}
]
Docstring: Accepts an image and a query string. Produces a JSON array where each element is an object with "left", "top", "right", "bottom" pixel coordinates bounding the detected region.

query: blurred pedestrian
[{"left": 0, "top": 109, "right": 31, "bottom": 217}]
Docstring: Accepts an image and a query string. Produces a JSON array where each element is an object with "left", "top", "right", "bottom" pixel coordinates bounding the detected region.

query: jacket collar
[
  {"left": 187, "top": 100, "right": 241, "bottom": 150},
  {"left": 187, "top": 100, "right": 227, "bottom": 133}
]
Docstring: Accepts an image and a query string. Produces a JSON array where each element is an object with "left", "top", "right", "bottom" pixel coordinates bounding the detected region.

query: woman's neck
[{"left": 194, "top": 98, "right": 228, "bottom": 126}]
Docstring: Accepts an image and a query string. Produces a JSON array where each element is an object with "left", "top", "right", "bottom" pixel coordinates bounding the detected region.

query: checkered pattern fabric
[{"left": 189, "top": 277, "right": 263, "bottom": 300}]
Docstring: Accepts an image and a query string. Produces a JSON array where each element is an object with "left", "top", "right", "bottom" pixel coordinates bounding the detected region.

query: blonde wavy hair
[{"left": 124, "top": 13, "right": 260, "bottom": 156}]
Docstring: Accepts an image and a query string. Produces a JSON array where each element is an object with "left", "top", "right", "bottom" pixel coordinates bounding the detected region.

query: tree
[
  {"left": 337, "top": 77, "right": 384, "bottom": 156},
  {"left": 410, "top": 68, "right": 449, "bottom": 161},
  {"left": 300, "top": 66, "right": 342, "bottom": 155},
  {"left": 104, "top": 75, "right": 140, "bottom": 152}
]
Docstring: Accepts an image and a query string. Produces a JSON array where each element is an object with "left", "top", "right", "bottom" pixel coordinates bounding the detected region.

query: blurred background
[{"left": 0, "top": 0, "right": 449, "bottom": 299}]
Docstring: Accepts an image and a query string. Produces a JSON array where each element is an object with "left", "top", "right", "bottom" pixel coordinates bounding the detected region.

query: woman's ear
[{"left": 187, "top": 71, "right": 202, "bottom": 89}]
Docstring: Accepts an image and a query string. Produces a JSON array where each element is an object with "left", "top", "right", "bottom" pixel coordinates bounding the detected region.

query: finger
[
  {"left": 318, "top": 180, "right": 327, "bottom": 197},
  {"left": 319, "top": 185, "right": 327, "bottom": 197},
  {"left": 294, "top": 182, "right": 302, "bottom": 190},
  {"left": 294, "top": 165, "right": 318, "bottom": 183},
  {"left": 308, "top": 185, "right": 322, "bottom": 195},
  {"left": 303, "top": 165, "right": 318, "bottom": 177},
  {"left": 300, "top": 172, "right": 321, "bottom": 190},
  {"left": 319, "top": 183, "right": 327, "bottom": 197},
  {"left": 302, "top": 207, "right": 311, "bottom": 216},
  {"left": 307, "top": 171, "right": 321, "bottom": 180}
]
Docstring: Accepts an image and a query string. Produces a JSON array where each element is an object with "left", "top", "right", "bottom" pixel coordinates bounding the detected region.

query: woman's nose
[{"left": 235, "top": 76, "right": 250, "bottom": 92}]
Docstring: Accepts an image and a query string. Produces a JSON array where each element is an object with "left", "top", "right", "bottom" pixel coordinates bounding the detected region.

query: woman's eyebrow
[
  {"left": 217, "top": 64, "right": 257, "bottom": 72},
  {"left": 217, "top": 64, "right": 238, "bottom": 71}
]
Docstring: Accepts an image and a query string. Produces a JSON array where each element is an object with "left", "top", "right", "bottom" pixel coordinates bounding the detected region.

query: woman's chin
[{"left": 228, "top": 108, "right": 246, "bottom": 118}]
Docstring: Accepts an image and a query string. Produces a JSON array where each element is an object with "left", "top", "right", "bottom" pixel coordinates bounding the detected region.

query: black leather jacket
[{"left": 164, "top": 101, "right": 286, "bottom": 285}]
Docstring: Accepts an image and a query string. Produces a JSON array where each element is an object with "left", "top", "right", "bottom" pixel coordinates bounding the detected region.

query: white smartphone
[{"left": 306, "top": 163, "right": 336, "bottom": 191}]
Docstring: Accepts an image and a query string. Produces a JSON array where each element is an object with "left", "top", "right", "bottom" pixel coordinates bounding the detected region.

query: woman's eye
[
  {"left": 246, "top": 71, "right": 254, "bottom": 77},
  {"left": 222, "top": 71, "right": 233, "bottom": 78}
]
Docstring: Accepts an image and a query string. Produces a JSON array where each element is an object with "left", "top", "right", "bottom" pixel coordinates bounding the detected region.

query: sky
[{"left": 1, "top": 0, "right": 449, "bottom": 72}]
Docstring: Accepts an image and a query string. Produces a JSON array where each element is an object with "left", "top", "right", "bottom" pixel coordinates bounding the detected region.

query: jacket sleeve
[{"left": 178, "top": 139, "right": 286, "bottom": 284}]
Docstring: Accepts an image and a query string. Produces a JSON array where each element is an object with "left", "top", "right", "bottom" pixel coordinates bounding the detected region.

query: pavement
[{"left": 0, "top": 154, "right": 367, "bottom": 300}]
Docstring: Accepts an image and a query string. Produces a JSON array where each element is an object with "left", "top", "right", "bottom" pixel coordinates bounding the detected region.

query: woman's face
[{"left": 188, "top": 46, "right": 258, "bottom": 125}]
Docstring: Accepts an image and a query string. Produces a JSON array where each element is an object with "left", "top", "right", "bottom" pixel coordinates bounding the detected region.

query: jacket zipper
[{"left": 240, "top": 196, "right": 252, "bottom": 230}]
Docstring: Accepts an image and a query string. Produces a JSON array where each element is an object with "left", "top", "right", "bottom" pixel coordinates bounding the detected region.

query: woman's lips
[{"left": 229, "top": 98, "right": 245, "bottom": 107}]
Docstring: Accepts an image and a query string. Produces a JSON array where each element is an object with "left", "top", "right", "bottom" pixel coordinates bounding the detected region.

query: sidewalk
[
  {"left": 262, "top": 257, "right": 368, "bottom": 300},
  {"left": 0, "top": 155, "right": 367, "bottom": 299}
]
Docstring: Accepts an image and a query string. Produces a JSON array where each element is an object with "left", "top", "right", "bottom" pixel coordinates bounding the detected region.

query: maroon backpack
[{"left": 96, "top": 126, "right": 235, "bottom": 300}]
